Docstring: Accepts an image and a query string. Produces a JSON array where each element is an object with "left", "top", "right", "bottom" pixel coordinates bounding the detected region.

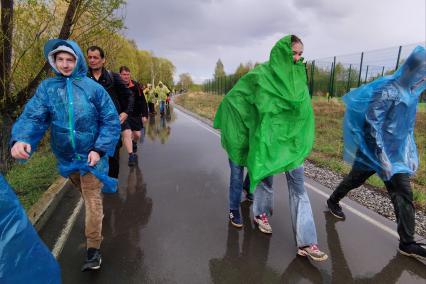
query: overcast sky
[{"left": 123, "top": 0, "right": 425, "bottom": 83}]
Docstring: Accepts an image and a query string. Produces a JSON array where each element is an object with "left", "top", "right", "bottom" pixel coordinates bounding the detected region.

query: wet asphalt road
[{"left": 58, "top": 106, "right": 426, "bottom": 283}]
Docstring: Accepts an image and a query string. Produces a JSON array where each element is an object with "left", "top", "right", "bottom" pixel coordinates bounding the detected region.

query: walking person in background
[
  {"left": 119, "top": 66, "right": 149, "bottom": 166},
  {"left": 155, "top": 81, "right": 170, "bottom": 115},
  {"left": 327, "top": 46, "right": 426, "bottom": 260},
  {"left": 144, "top": 83, "right": 156, "bottom": 115},
  {"left": 10, "top": 39, "right": 120, "bottom": 271},
  {"left": 214, "top": 35, "right": 327, "bottom": 261},
  {"left": 87, "top": 46, "right": 134, "bottom": 191}
]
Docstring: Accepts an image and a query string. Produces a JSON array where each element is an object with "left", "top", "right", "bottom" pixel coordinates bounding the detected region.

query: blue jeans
[
  {"left": 253, "top": 166, "right": 318, "bottom": 247},
  {"left": 228, "top": 160, "right": 251, "bottom": 211},
  {"left": 159, "top": 101, "right": 165, "bottom": 113}
]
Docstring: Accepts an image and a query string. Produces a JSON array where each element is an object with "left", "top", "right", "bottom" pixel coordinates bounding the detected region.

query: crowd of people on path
[
  {"left": 8, "top": 39, "right": 173, "bottom": 272},
  {"left": 2, "top": 32, "right": 425, "bottom": 280}
]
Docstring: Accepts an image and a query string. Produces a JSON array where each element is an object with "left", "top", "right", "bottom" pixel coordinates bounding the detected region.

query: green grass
[
  {"left": 175, "top": 92, "right": 426, "bottom": 208},
  {"left": 6, "top": 145, "right": 59, "bottom": 210}
]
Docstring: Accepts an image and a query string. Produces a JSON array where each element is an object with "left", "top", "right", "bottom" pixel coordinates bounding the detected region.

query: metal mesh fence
[{"left": 203, "top": 42, "right": 426, "bottom": 102}]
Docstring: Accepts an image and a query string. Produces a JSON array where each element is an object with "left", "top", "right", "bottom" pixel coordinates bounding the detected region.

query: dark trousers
[
  {"left": 108, "top": 144, "right": 120, "bottom": 178},
  {"left": 148, "top": 102, "right": 155, "bottom": 113},
  {"left": 330, "top": 166, "right": 415, "bottom": 244}
]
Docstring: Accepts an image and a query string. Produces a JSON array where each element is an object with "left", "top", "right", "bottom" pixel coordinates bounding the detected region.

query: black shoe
[
  {"left": 81, "top": 248, "right": 102, "bottom": 272},
  {"left": 132, "top": 141, "right": 138, "bottom": 153},
  {"left": 128, "top": 153, "right": 137, "bottom": 167},
  {"left": 242, "top": 188, "right": 253, "bottom": 202},
  {"left": 327, "top": 198, "right": 345, "bottom": 219},
  {"left": 398, "top": 242, "right": 426, "bottom": 260}
]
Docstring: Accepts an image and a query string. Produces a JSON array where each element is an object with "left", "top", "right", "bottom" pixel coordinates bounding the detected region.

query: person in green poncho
[
  {"left": 214, "top": 35, "right": 327, "bottom": 262},
  {"left": 155, "top": 81, "right": 170, "bottom": 115}
]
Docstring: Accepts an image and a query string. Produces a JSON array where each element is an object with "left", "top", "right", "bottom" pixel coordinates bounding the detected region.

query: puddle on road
[{"left": 143, "top": 105, "right": 177, "bottom": 144}]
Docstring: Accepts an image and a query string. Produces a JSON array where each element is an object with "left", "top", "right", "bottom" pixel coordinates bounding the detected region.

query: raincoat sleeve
[
  {"left": 0, "top": 175, "right": 60, "bottom": 283},
  {"left": 93, "top": 87, "right": 121, "bottom": 157},
  {"left": 364, "top": 89, "right": 393, "bottom": 175},
  {"left": 10, "top": 82, "right": 51, "bottom": 151}
]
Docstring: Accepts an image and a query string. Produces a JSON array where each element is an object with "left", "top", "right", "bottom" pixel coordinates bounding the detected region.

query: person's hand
[
  {"left": 119, "top": 112, "right": 128, "bottom": 124},
  {"left": 142, "top": 116, "right": 148, "bottom": 124},
  {"left": 11, "top": 142, "right": 31, "bottom": 160},
  {"left": 87, "top": 151, "right": 100, "bottom": 167},
  {"left": 408, "top": 160, "right": 417, "bottom": 172}
]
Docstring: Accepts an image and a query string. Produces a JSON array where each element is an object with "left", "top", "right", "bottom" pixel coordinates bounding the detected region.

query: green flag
[{"left": 213, "top": 35, "right": 314, "bottom": 192}]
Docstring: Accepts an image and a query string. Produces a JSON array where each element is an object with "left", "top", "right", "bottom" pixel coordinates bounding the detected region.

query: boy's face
[
  {"left": 55, "top": 52, "right": 76, "bottom": 76},
  {"left": 120, "top": 70, "right": 131, "bottom": 84},
  {"left": 292, "top": 42, "right": 304, "bottom": 63}
]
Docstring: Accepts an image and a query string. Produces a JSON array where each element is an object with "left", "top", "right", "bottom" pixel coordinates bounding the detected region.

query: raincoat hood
[
  {"left": 394, "top": 45, "right": 426, "bottom": 91},
  {"left": 44, "top": 39, "right": 88, "bottom": 77},
  {"left": 214, "top": 35, "right": 314, "bottom": 191}
]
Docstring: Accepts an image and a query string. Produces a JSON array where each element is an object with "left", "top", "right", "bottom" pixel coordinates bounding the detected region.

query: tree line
[{"left": 0, "top": 0, "right": 176, "bottom": 173}]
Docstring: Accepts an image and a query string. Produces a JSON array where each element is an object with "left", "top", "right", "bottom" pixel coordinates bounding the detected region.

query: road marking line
[
  {"left": 304, "top": 183, "right": 398, "bottom": 238},
  {"left": 178, "top": 107, "right": 399, "bottom": 239},
  {"left": 52, "top": 197, "right": 83, "bottom": 258}
]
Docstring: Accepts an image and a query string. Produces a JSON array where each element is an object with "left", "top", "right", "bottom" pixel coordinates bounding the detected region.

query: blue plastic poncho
[
  {"left": 0, "top": 175, "right": 60, "bottom": 283},
  {"left": 11, "top": 39, "right": 121, "bottom": 190},
  {"left": 343, "top": 46, "right": 426, "bottom": 180}
]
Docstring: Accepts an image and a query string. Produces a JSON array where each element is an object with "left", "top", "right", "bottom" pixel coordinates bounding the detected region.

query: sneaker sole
[
  {"left": 398, "top": 249, "right": 426, "bottom": 261},
  {"left": 229, "top": 220, "right": 243, "bottom": 228},
  {"left": 253, "top": 219, "right": 272, "bottom": 234},
  {"left": 328, "top": 209, "right": 345, "bottom": 219},
  {"left": 297, "top": 250, "right": 328, "bottom": 262},
  {"left": 82, "top": 258, "right": 102, "bottom": 271}
]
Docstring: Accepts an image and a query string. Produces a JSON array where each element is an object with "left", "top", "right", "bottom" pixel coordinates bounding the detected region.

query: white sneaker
[{"left": 254, "top": 213, "right": 272, "bottom": 234}]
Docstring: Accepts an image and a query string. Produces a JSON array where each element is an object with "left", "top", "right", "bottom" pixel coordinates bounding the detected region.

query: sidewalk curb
[{"left": 27, "top": 177, "right": 70, "bottom": 231}]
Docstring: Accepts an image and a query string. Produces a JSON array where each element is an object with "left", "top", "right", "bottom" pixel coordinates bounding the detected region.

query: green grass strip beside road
[
  {"left": 175, "top": 92, "right": 426, "bottom": 209},
  {"left": 6, "top": 146, "right": 59, "bottom": 211}
]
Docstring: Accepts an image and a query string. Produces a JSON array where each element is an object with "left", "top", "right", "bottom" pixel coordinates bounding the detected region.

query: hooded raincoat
[
  {"left": 155, "top": 82, "right": 170, "bottom": 101},
  {"left": 11, "top": 39, "right": 121, "bottom": 189},
  {"left": 214, "top": 35, "right": 314, "bottom": 192},
  {"left": 343, "top": 46, "right": 426, "bottom": 180}
]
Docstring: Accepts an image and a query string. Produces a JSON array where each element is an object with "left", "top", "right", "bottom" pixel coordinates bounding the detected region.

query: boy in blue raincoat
[
  {"left": 10, "top": 39, "right": 121, "bottom": 271},
  {"left": 326, "top": 46, "right": 426, "bottom": 260}
]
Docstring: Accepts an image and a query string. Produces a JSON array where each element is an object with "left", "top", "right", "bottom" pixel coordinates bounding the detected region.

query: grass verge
[
  {"left": 6, "top": 145, "right": 59, "bottom": 211},
  {"left": 174, "top": 92, "right": 426, "bottom": 209}
]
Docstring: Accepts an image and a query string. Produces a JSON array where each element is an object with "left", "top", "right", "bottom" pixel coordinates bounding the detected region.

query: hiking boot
[
  {"left": 128, "top": 153, "right": 137, "bottom": 167},
  {"left": 298, "top": 244, "right": 328, "bottom": 261},
  {"left": 132, "top": 141, "right": 138, "bottom": 153},
  {"left": 398, "top": 242, "right": 426, "bottom": 260},
  {"left": 254, "top": 213, "right": 272, "bottom": 234},
  {"left": 327, "top": 198, "right": 345, "bottom": 219},
  {"left": 81, "top": 248, "right": 102, "bottom": 272},
  {"left": 229, "top": 210, "right": 243, "bottom": 228}
]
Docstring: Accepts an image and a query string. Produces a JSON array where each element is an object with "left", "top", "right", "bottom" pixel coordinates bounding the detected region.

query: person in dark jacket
[
  {"left": 119, "top": 66, "right": 149, "bottom": 166},
  {"left": 87, "top": 46, "right": 134, "bottom": 190}
]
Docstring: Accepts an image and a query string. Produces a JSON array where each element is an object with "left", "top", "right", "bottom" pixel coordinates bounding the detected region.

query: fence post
[
  {"left": 395, "top": 45, "right": 402, "bottom": 70},
  {"left": 310, "top": 60, "right": 315, "bottom": 97},
  {"left": 331, "top": 56, "right": 336, "bottom": 97},
  {"left": 364, "top": 65, "right": 369, "bottom": 84},
  {"left": 346, "top": 64, "right": 352, "bottom": 93},
  {"left": 381, "top": 66, "right": 385, "bottom": 77},
  {"left": 328, "top": 61, "right": 334, "bottom": 100},
  {"left": 357, "top": 52, "right": 364, "bottom": 87}
]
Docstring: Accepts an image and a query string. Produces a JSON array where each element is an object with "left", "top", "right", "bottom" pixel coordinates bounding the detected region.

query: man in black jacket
[
  {"left": 119, "top": 66, "right": 148, "bottom": 166},
  {"left": 87, "top": 46, "right": 134, "bottom": 189}
]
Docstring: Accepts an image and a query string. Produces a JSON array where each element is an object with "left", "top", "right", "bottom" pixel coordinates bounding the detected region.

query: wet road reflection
[{"left": 58, "top": 106, "right": 425, "bottom": 283}]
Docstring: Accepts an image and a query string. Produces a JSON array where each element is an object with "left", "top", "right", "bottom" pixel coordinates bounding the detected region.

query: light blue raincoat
[
  {"left": 0, "top": 174, "right": 60, "bottom": 283},
  {"left": 343, "top": 46, "right": 426, "bottom": 180},
  {"left": 11, "top": 39, "right": 121, "bottom": 190}
]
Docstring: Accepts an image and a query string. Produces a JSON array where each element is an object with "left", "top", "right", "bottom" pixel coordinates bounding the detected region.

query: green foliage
[
  {"left": 176, "top": 73, "right": 193, "bottom": 90},
  {"left": 214, "top": 59, "right": 225, "bottom": 79}
]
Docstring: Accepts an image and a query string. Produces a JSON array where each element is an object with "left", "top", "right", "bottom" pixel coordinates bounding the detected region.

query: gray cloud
[{"left": 123, "top": 0, "right": 425, "bottom": 83}]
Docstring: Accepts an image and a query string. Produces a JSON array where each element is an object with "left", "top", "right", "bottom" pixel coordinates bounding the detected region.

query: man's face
[
  {"left": 120, "top": 70, "right": 131, "bottom": 84},
  {"left": 55, "top": 52, "right": 76, "bottom": 76},
  {"left": 292, "top": 42, "right": 304, "bottom": 63},
  {"left": 87, "top": 49, "right": 105, "bottom": 70}
]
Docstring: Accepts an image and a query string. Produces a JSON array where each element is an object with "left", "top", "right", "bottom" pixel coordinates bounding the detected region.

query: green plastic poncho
[
  {"left": 155, "top": 82, "right": 170, "bottom": 101},
  {"left": 213, "top": 35, "right": 314, "bottom": 192}
]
